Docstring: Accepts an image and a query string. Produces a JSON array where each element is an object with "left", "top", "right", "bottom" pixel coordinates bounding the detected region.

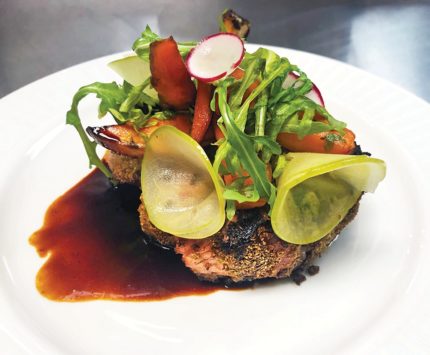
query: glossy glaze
[{"left": 29, "top": 170, "right": 223, "bottom": 301}]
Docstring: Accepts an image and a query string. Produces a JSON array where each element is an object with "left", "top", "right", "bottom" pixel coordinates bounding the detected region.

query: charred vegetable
[
  {"left": 150, "top": 37, "right": 196, "bottom": 110},
  {"left": 220, "top": 9, "right": 251, "bottom": 39}
]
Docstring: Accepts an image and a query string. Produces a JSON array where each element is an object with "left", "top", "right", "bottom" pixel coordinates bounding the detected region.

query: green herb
[
  {"left": 324, "top": 132, "right": 345, "bottom": 150},
  {"left": 254, "top": 88, "right": 268, "bottom": 151},
  {"left": 66, "top": 79, "right": 173, "bottom": 179},
  {"left": 235, "top": 60, "right": 291, "bottom": 131},
  {"left": 66, "top": 82, "right": 127, "bottom": 178},
  {"left": 228, "top": 57, "right": 262, "bottom": 110},
  {"left": 252, "top": 47, "right": 281, "bottom": 75},
  {"left": 223, "top": 182, "right": 260, "bottom": 203},
  {"left": 132, "top": 25, "right": 196, "bottom": 61},
  {"left": 272, "top": 155, "right": 288, "bottom": 179},
  {"left": 213, "top": 140, "right": 230, "bottom": 175},
  {"left": 226, "top": 200, "right": 237, "bottom": 221},
  {"left": 215, "top": 83, "right": 277, "bottom": 208}
]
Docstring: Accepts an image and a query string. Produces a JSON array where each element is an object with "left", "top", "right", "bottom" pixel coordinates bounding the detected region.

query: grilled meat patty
[
  {"left": 139, "top": 201, "right": 360, "bottom": 283},
  {"left": 105, "top": 151, "right": 361, "bottom": 283}
]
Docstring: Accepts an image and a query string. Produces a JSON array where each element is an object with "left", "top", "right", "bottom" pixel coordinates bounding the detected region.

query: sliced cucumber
[
  {"left": 141, "top": 126, "right": 225, "bottom": 239},
  {"left": 108, "top": 55, "right": 158, "bottom": 99},
  {"left": 271, "top": 153, "right": 386, "bottom": 245}
]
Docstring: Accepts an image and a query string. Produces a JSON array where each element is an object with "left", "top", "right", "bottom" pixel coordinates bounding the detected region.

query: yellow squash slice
[
  {"left": 141, "top": 126, "right": 225, "bottom": 239},
  {"left": 272, "top": 153, "right": 386, "bottom": 245}
]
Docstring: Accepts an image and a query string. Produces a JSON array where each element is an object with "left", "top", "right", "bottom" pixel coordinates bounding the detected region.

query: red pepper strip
[{"left": 191, "top": 81, "right": 213, "bottom": 142}]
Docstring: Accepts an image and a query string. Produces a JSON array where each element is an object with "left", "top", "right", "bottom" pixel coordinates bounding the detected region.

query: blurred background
[{"left": 1, "top": 0, "right": 429, "bottom": 101}]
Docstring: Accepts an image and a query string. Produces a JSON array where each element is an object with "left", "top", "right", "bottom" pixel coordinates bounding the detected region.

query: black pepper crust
[
  {"left": 106, "top": 150, "right": 363, "bottom": 284},
  {"left": 139, "top": 198, "right": 361, "bottom": 284}
]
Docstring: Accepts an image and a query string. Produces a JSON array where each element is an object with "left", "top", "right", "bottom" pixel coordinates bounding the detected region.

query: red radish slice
[
  {"left": 282, "top": 72, "right": 325, "bottom": 106},
  {"left": 186, "top": 33, "right": 245, "bottom": 83}
]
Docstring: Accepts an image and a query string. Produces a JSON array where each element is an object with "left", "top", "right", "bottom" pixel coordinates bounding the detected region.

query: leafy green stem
[
  {"left": 216, "top": 84, "right": 276, "bottom": 205},
  {"left": 66, "top": 82, "right": 128, "bottom": 180},
  {"left": 254, "top": 88, "right": 268, "bottom": 151},
  {"left": 235, "top": 60, "right": 291, "bottom": 130}
]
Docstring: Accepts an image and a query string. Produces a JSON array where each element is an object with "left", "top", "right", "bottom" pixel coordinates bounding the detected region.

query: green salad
[{"left": 66, "top": 10, "right": 386, "bottom": 245}]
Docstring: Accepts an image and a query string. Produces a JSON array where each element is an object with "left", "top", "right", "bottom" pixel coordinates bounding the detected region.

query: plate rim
[{"left": 1, "top": 44, "right": 430, "bottom": 355}]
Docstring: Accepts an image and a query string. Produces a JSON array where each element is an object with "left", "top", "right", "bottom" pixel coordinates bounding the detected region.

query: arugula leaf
[
  {"left": 253, "top": 136, "right": 281, "bottom": 155},
  {"left": 132, "top": 26, "right": 160, "bottom": 61},
  {"left": 277, "top": 97, "right": 346, "bottom": 137},
  {"left": 223, "top": 185, "right": 260, "bottom": 203},
  {"left": 66, "top": 82, "right": 128, "bottom": 178},
  {"left": 216, "top": 83, "right": 276, "bottom": 207},
  {"left": 132, "top": 25, "right": 196, "bottom": 60},
  {"left": 251, "top": 47, "right": 281, "bottom": 75},
  {"left": 235, "top": 60, "right": 291, "bottom": 131},
  {"left": 226, "top": 200, "right": 237, "bottom": 221},
  {"left": 272, "top": 155, "right": 288, "bottom": 179},
  {"left": 228, "top": 58, "right": 262, "bottom": 110},
  {"left": 213, "top": 140, "right": 230, "bottom": 175},
  {"left": 119, "top": 78, "right": 155, "bottom": 112},
  {"left": 324, "top": 132, "right": 345, "bottom": 150},
  {"left": 254, "top": 88, "right": 268, "bottom": 151},
  {"left": 66, "top": 79, "right": 174, "bottom": 179}
]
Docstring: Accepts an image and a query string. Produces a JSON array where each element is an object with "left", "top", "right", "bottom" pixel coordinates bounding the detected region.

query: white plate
[{"left": 1, "top": 44, "right": 430, "bottom": 355}]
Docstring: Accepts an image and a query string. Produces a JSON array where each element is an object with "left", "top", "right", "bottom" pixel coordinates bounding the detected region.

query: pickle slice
[
  {"left": 108, "top": 55, "right": 157, "bottom": 98},
  {"left": 272, "top": 153, "right": 386, "bottom": 245},
  {"left": 141, "top": 126, "right": 225, "bottom": 239}
]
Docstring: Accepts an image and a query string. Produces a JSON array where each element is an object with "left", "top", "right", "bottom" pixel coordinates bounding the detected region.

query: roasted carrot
[
  {"left": 191, "top": 81, "right": 213, "bottom": 142},
  {"left": 200, "top": 119, "right": 216, "bottom": 146},
  {"left": 87, "top": 114, "right": 192, "bottom": 158},
  {"left": 213, "top": 116, "right": 225, "bottom": 141},
  {"left": 223, "top": 164, "right": 272, "bottom": 209},
  {"left": 144, "top": 114, "right": 192, "bottom": 135},
  {"left": 150, "top": 37, "right": 196, "bottom": 110},
  {"left": 277, "top": 128, "right": 356, "bottom": 154}
]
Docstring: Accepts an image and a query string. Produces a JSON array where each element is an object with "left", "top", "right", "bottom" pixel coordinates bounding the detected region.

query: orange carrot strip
[
  {"left": 191, "top": 81, "right": 213, "bottom": 142},
  {"left": 213, "top": 116, "right": 225, "bottom": 141},
  {"left": 277, "top": 128, "right": 356, "bottom": 154},
  {"left": 150, "top": 37, "right": 196, "bottom": 110}
]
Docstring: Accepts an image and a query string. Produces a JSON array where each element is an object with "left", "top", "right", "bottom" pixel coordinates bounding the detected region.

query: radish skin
[
  {"left": 186, "top": 33, "right": 244, "bottom": 83},
  {"left": 283, "top": 72, "right": 325, "bottom": 106}
]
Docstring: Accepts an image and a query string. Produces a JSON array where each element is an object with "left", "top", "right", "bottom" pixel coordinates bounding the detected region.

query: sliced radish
[
  {"left": 186, "top": 33, "right": 244, "bottom": 83},
  {"left": 282, "top": 72, "right": 325, "bottom": 106}
]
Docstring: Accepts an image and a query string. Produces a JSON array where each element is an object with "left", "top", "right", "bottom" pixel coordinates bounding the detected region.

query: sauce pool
[{"left": 29, "top": 169, "right": 226, "bottom": 301}]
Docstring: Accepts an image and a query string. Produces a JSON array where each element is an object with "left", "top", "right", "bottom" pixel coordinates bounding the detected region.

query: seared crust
[
  {"left": 139, "top": 200, "right": 360, "bottom": 283},
  {"left": 104, "top": 151, "right": 141, "bottom": 185},
  {"left": 106, "top": 148, "right": 362, "bottom": 283},
  {"left": 138, "top": 203, "right": 178, "bottom": 249}
]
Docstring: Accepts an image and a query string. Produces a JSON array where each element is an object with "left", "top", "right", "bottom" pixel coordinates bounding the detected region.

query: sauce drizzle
[{"left": 29, "top": 170, "right": 223, "bottom": 301}]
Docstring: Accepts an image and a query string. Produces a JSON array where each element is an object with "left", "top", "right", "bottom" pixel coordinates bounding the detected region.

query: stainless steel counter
[{"left": 1, "top": 0, "right": 429, "bottom": 101}]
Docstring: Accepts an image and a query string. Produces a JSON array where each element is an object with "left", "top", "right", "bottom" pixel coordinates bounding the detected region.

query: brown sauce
[{"left": 29, "top": 169, "right": 226, "bottom": 301}]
